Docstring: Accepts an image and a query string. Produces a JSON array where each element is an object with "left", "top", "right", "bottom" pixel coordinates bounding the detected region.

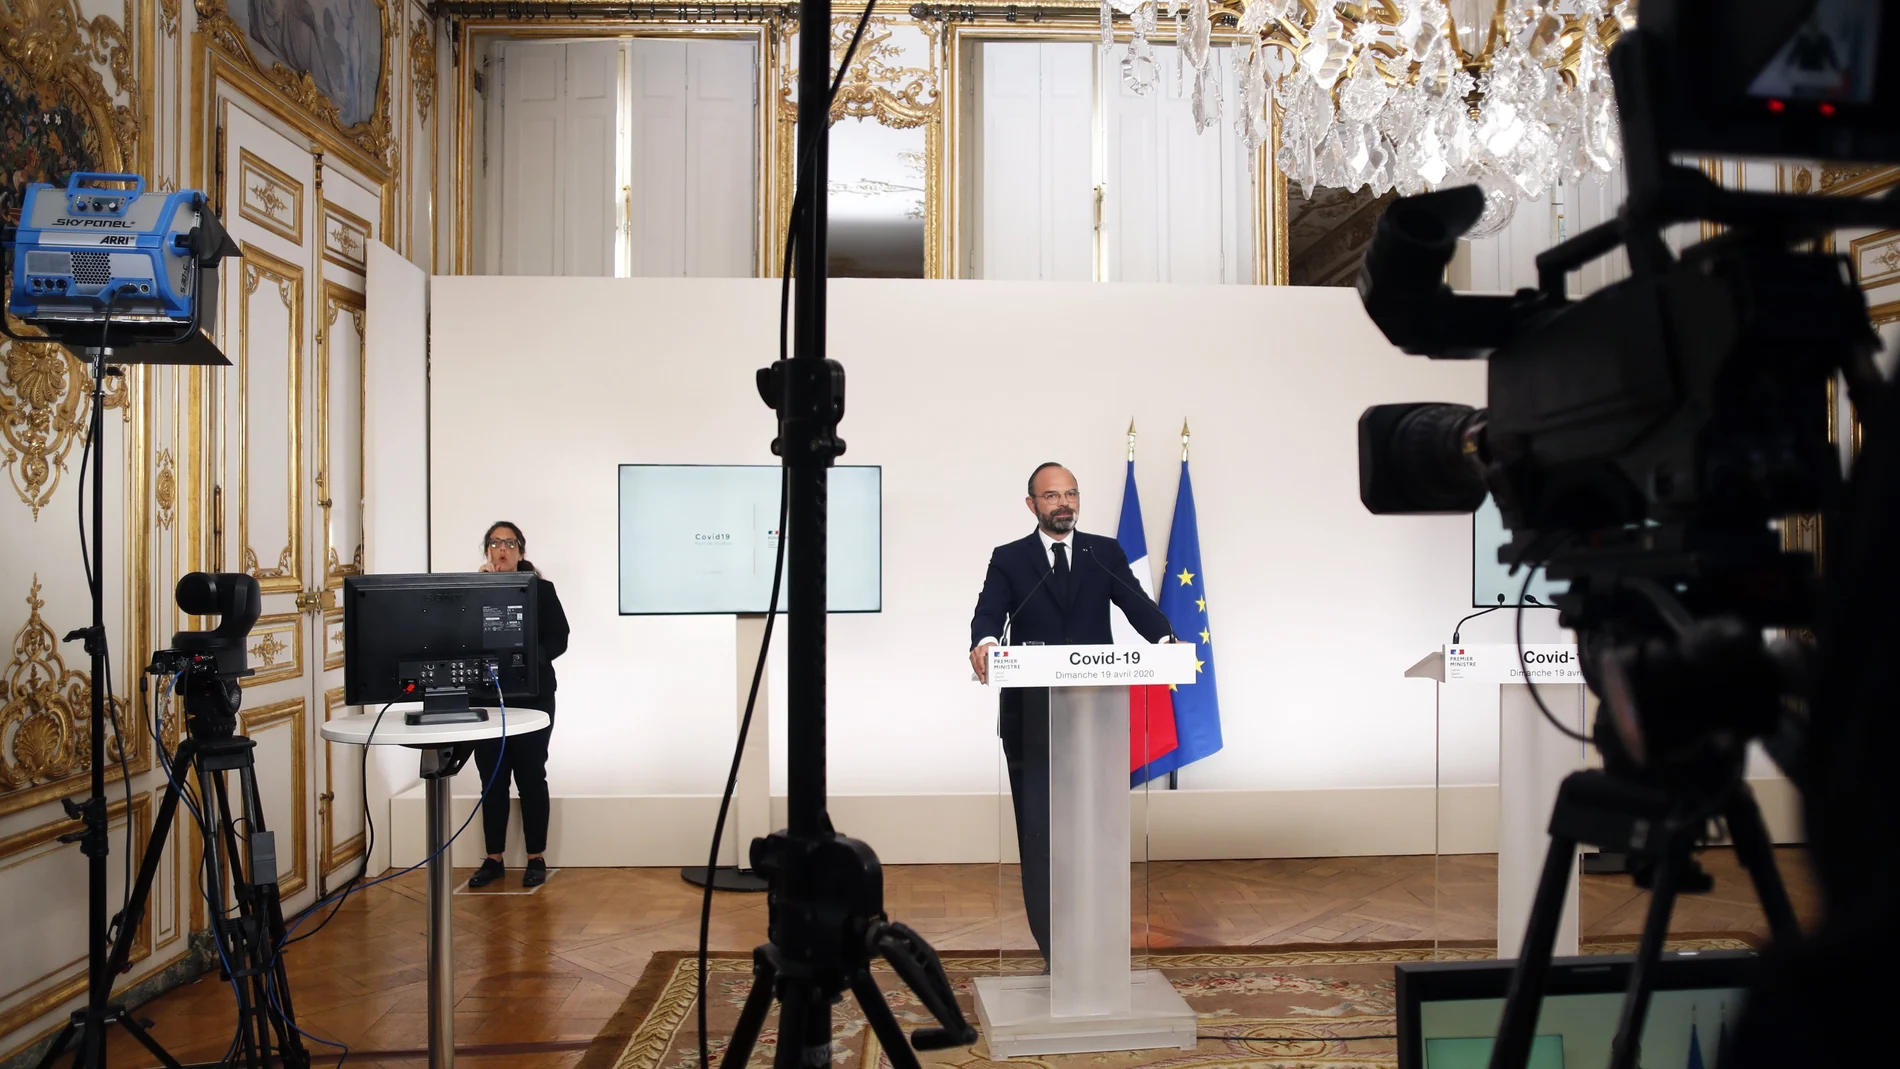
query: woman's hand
[{"left": 479, "top": 561, "right": 497, "bottom": 572}]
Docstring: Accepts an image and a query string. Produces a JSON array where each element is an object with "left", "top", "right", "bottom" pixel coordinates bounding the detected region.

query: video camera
[
  {"left": 1358, "top": 5, "right": 1900, "bottom": 1065},
  {"left": 1357, "top": 0, "right": 1900, "bottom": 771},
  {"left": 145, "top": 572, "right": 261, "bottom": 738}
]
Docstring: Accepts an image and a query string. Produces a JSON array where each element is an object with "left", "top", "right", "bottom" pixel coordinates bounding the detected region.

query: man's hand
[{"left": 970, "top": 642, "right": 996, "bottom": 683}]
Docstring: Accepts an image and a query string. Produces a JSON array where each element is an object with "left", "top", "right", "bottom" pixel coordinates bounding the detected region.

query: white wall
[{"left": 428, "top": 276, "right": 1543, "bottom": 794}]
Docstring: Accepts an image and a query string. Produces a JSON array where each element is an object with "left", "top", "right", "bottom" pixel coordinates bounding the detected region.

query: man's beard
[{"left": 1043, "top": 510, "right": 1075, "bottom": 532}]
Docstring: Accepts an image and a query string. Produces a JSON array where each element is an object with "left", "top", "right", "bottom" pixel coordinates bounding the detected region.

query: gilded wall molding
[
  {"left": 154, "top": 448, "right": 177, "bottom": 529},
  {"left": 196, "top": 0, "right": 400, "bottom": 171},
  {"left": 0, "top": 0, "right": 142, "bottom": 195},
  {"left": 238, "top": 696, "right": 307, "bottom": 897},
  {"left": 770, "top": 11, "right": 945, "bottom": 275},
  {"left": 410, "top": 21, "right": 436, "bottom": 126},
  {"left": 236, "top": 245, "right": 306, "bottom": 594},
  {"left": 0, "top": 578, "right": 134, "bottom": 817},
  {"left": 0, "top": 341, "right": 130, "bottom": 519}
]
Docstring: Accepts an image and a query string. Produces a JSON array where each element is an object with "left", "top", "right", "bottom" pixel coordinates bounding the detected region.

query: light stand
[
  {"left": 1, "top": 182, "right": 240, "bottom": 1069},
  {"left": 50, "top": 347, "right": 125, "bottom": 1069},
  {"left": 715, "top": 1, "right": 977, "bottom": 1066}
]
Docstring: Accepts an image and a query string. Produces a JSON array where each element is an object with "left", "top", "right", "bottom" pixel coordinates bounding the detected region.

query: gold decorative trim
[
  {"left": 0, "top": 342, "right": 89, "bottom": 519},
  {"left": 773, "top": 13, "right": 945, "bottom": 276},
  {"left": 319, "top": 201, "right": 372, "bottom": 274},
  {"left": 321, "top": 687, "right": 364, "bottom": 872},
  {"left": 242, "top": 612, "right": 304, "bottom": 688},
  {"left": 0, "top": 340, "right": 129, "bottom": 520},
  {"left": 160, "top": 0, "right": 179, "bottom": 36},
  {"left": 410, "top": 22, "right": 437, "bottom": 126},
  {"left": 317, "top": 283, "right": 366, "bottom": 590},
  {"left": 0, "top": 0, "right": 141, "bottom": 183},
  {"left": 324, "top": 606, "right": 345, "bottom": 671},
  {"left": 0, "top": 792, "right": 152, "bottom": 1036},
  {"left": 1821, "top": 163, "right": 1900, "bottom": 197},
  {"left": 196, "top": 0, "right": 399, "bottom": 171},
  {"left": 155, "top": 448, "right": 177, "bottom": 530},
  {"left": 236, "top": 244, "right": 305, "bottom": 594},
  {"left": 238, "top": 696, "right": 308, "bottom": 898},
  {"left": 0, "top": 578, "right": 135, "bottom": 815},
  {"left": 237, "top": 148, "right": 306, "bottom": 246},
  {"left": 1850, "top": 229, "right": 1900, "bottom": 291}
]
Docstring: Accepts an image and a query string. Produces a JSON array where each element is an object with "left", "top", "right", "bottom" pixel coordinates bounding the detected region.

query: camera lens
[{"left": 1358, "top": 402, "right": 1488, "bottom": 514}]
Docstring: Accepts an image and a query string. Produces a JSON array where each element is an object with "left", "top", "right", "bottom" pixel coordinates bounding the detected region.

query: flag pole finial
[
  {"left": 1127, "top": 420, "right": 1137, "bottom": 461},
  {"left": 1180, "top": 420, "right": 1191, "bottom": 462}
]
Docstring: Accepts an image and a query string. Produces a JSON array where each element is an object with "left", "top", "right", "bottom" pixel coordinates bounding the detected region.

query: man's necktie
[{"left": 1052, "top": 542, "right": 1071, "bottom": 602}]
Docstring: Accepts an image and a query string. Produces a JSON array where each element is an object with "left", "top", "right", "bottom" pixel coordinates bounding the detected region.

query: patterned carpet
[{"left": 578, "top": 939, "right": 1756, "bottom": 1069}]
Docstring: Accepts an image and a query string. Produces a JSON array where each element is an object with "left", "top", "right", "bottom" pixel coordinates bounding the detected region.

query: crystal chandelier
[{"left": 1101, "top": 0, "right": 1634, "bottom": 237}]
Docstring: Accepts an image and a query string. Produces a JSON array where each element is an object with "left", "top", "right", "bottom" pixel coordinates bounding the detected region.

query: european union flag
[{"left": 1134, "top": 459, "right": 1222, "bottom": 783}]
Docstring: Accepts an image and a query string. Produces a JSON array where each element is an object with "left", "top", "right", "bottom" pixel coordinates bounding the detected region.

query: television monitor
[
  {"left": 1473, "top": 494, "right": 1569, "bottom": 609},
  {"left": 342, "top": 572, "right": 540, "bottom": 725},
  {"left": 1397, "top": 950, "right": 1755, "bottom": 1069},
  {"left": 617, "top": 464, "right": 882, "bottom": 615}
]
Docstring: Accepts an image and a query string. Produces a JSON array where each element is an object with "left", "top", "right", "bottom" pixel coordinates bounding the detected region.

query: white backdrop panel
[{"left": 429, "top": 277, "right": 1576, "bottom": 799}]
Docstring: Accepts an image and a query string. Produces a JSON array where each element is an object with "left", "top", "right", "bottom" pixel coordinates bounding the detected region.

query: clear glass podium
[{"left": 978, "top": 643, "right": 1199, "bottom": 1058}]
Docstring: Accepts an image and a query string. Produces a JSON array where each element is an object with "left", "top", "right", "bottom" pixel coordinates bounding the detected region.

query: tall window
[
  {"left": 475, "top": 37, "right": 759, "bottom": 277},
  {"left": 961, "top": 40, "right": 1256, "bottom": 283}
]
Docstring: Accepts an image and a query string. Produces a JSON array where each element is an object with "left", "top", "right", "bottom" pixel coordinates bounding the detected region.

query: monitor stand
[{"left": 406, "top": 688, "right": 492, "bottom": 726}]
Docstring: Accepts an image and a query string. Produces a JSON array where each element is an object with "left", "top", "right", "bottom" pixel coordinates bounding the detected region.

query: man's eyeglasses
[
  {"left": 486, "top": 538, "right": 521, "bottom": 550},
  {"left": 1036, "top": 490, "right": 1081, "bottom": 504}
]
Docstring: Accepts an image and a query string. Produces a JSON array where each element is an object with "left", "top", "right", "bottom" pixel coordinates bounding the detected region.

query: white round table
[{"left": 321, "top": 707, "right": 549, "bottom": 1069}]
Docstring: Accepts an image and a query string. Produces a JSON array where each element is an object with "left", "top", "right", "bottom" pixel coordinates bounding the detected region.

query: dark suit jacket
[{"left": 969, "top": 530, "right": 1174, "bottom": 649}]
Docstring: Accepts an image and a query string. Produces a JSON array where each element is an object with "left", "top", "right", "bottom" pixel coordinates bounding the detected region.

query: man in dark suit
[{"left": 968, "top": 461, "right": 1175, "bottom": 967}]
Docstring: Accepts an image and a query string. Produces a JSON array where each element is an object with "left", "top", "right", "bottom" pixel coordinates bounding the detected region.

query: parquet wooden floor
[{"left": 89, "top": 849, "right": 1818, "bottom": 1068}]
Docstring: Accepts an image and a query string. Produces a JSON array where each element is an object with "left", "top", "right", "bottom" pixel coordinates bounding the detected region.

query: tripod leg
[
  {"left": 721, "top": 950, "right": 780, "bottom": 1069},
  {"left": 1488, "top": 831, "right": 1581, "bottom": 1069},
  {"left": 235, "top": 758, "right": 309, "bottom": 1069},
  {"left": 33, "top": 1020, "right": 77, "bottom": 1069},
  {"left": 197, "top": 763, "right": 262, "bottom": 1069},
  {"left": 116, "top": 1014, "right": 185, "bottom": 1069},
  {"left": 1606, "top": 839, "right": 1688, "bottom": 1069},
  {"left": 774, "top": 979, "right": 833, "bottom": 1069},
  {"left": 850, "top": 971, "right": 922, "bottom": 1069},
  {"left": 1724, "top": 788, "right": 1801, "bottom": 945}
]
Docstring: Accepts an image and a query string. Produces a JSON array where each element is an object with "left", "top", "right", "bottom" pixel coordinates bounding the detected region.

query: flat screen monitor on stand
[
  {"left": 342, "top": 572, "right": 542, "bottom": 725},
  {"left": 616, "top": 464, "right": 883, "bottom": 891}
]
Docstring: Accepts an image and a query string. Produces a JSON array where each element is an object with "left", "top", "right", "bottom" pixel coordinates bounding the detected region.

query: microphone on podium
[
  {"left": 1082, "top": 543, "right": 1178, "bottom": 643},
  {"left": 1002, "top": 561, "right": 1057, "bottom": 647},
  {"left": 1451, "top": 594, "right": 1507, "bottom": 645},
  {"left": 971, "top": 560, "right": 1059, "bottom": 682}
]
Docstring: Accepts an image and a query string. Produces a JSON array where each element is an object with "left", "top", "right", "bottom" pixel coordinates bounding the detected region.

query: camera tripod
[
  {"left": 1486, "top": 758, "right": 1799, "bottom": 1069},
  {"left": 38, "top": 694, "right": 309, "bottom": 1069}
]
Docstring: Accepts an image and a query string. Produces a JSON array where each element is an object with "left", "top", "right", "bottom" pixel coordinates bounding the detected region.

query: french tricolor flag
[{"left": 1112, "top": 458, "right": 1179, "bottom": 774}]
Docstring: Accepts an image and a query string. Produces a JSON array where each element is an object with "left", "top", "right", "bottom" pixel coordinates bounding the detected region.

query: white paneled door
[
  {"left": 973, "top": 41, "right": 1095, "bottom": 281},
  {"left": 1102, "top": 45, "right": 1253, "bottom": 284},
  {"left": 970, "top": 41, "right": 1250, "bottom": 283},
  {"left": 497, "top": 40, "right": 621, "bottom": 276},
  {"left": 487, "top": 37, "right": 758, "bottom": 278},
  {"left": 215, "top": 84, "right": 380, "bottom": 916}
]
